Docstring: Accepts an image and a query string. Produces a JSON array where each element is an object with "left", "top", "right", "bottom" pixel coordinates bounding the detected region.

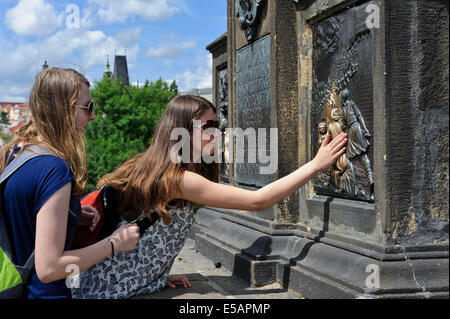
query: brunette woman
[{"left": 72, "top": 95, "right": 347, "bottom": 299}]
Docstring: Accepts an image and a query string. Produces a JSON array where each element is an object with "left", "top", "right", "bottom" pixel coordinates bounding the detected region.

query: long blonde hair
[
  {"left": 98, "top": 95, "right": 219, "bottom": 223},
  {"left": 0, "top": 68, "right": 90, "bottom": 195}
]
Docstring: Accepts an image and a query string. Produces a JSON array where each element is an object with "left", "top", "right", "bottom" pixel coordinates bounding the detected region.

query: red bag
[
  {"left": 72, "top": 185, "right": 159, "bottom": 248},
  {"left": 72, "top": 190, "right": 104, "bottom": 248}
]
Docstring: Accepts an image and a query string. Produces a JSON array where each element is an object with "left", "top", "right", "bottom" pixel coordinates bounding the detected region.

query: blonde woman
[
  {"left": 72, "top": 95, "right": 347, "bottom": 299},
  {"left": 0, "top": 68, "right": 139, "bottom": 298}
]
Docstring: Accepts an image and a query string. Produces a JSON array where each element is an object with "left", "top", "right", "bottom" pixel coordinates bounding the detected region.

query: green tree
[
  {"left": 0, "top": 133, "right": 13, "bottom": 144},
  {"left": 169, "top": 80, "right": 179, "bottom": 95},
  {"left": 1, "top": 111, "right": 9, "bottom": 124},
  {"left": 84, "top": 77, "right": 178, "bottom": 193}
]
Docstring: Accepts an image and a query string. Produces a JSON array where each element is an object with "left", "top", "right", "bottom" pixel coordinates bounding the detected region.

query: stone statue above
[{"left": 235, "top": 0, "right": 265, "bottom": 42}]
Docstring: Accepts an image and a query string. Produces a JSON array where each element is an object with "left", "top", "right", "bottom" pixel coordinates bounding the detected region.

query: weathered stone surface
[
  {"left": 382, "top": 0, "right": 449, "bottom": 246},
  {"left": 201, "top": 0, "right": 449, "bottom": 299}
]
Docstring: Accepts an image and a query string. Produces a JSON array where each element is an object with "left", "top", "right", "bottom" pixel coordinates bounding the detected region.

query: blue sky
[{"left": 0, "top": 0, "right": 227, "bottom": 102}]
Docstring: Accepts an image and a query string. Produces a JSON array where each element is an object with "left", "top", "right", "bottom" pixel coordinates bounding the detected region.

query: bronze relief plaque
[{"left": 312, "top": 2, "right": 375, "bottom": 202}]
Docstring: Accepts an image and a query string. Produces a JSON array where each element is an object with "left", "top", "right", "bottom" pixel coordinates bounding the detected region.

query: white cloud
[
  {"left": 79, "top": 6, "right": 96, "bottom": 29},
  {"left": 38, "top": 29, "right": 115, "bottom": 68},
  {"left": 115, "top": 28, "right": 141, "bottom": 48},
  {"left": 0, "top": 83, "right": 30, "bottom": 103},
  {"left": 166, "top": 32, "right": 178, "bottom": 41},
  {"left": 5, "top": 0, "right": 64, "bottom": 36},
  {"left": 0, "top": 0, "right": 189, "bottom": 101},
  {"left": 174, "top": 51, "right": 212, "bottom": 91},
  {"left": 165, "top": 79, "right": 175, "bottom": 86},
  {"left": 5, "top": 26, "right": 139, "bottom": 70},
  {"left": 145, "top": 41, "right": 196, "bottom": 59},
  {"left": 87, "top": 0, "right": 182, "bottom": 23},
  {"left": 0, "top": 27, "right": 140, "bottom": 101}
]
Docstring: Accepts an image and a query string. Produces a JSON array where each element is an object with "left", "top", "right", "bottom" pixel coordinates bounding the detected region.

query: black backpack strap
[{"left": 97, "top": 185, "right": 121, "bottom": 241}]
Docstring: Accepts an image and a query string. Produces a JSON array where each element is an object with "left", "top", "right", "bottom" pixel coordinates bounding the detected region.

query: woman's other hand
[
  {"left": 79, "top": 205, "right": 100, "bottom": 232},
  {"left": 166, "top": 276, "right": 192, "bottom": 289}
]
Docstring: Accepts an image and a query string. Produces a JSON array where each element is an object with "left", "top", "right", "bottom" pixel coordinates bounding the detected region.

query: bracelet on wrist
[{"left": 109, "top": 238, "right": 115, "bottom": 256}]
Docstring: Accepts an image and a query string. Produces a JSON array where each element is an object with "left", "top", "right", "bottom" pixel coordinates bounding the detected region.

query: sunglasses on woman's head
[
  {"left": 193, "top": 120, "right": 219, "bottom": 131},
  {"left": 75, "top": 101, "right": 95, "bottom": 114}
]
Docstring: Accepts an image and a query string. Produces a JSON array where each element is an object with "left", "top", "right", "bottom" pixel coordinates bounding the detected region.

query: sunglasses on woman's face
[
  {"left": 194, "top": 120, "right": 219, "bottom": 131},
  {"left": 75, "top": 101, "right": 95, "bottom": 114}
]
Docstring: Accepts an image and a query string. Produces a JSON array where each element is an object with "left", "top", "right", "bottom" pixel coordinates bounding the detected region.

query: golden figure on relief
[{"left": 317, "top": 84, "right": 374, "bottom": 201}]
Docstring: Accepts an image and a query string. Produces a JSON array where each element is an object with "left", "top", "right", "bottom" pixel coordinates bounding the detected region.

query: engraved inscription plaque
[
  {"left": 312, "top": 2, "right": 375, "bottom": 202},
  {"left": 236, "top": 34, "right": 273, "bottom": 187}
]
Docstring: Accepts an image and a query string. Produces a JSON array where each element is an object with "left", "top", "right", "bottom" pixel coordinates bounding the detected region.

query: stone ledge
[
  {"left": 195, "top": 207, "right": 448, "bottom": 261},
  {"left": 193, "top": 207, "right": 449, "bottom": 299}
]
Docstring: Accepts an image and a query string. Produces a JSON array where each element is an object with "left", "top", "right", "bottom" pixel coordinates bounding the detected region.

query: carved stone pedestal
[{"left": 199, "top": 0, "right": 449, "bottom": 298}]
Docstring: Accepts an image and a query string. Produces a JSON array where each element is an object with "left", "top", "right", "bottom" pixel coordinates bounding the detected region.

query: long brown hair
[
  {"left": 98, "top": 95, "right": 219, "bottom": 223},
  {"left": 0, "top": 68, "right": 90, "bottom": 195}
]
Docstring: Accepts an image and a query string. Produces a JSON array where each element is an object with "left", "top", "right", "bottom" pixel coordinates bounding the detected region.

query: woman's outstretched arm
[{"left": 178, "top": 132, "right": 347, "bottom": 211}]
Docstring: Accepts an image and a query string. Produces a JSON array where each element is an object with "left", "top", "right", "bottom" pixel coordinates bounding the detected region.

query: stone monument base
[{"left": 191, "top": 207, "right": 449, "bottom": 299}]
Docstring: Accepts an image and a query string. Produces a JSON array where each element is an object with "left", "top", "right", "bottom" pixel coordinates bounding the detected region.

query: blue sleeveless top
[{"left": 1, "top": 146, "right": 82, "bottom": 298}]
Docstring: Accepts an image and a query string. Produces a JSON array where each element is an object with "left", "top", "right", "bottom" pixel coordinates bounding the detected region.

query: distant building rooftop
[
  {"left": 179, "top": 88, "right": 213, "bottom": 103},
  {"left": 0, "top": 102, "right": 27, "bottom": 109},
  {"left": 180, "top": 88, "right": 212, "bottom": 95},
  {"left": 9, "top": 119, "right": 27, "bottom": 135}
]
